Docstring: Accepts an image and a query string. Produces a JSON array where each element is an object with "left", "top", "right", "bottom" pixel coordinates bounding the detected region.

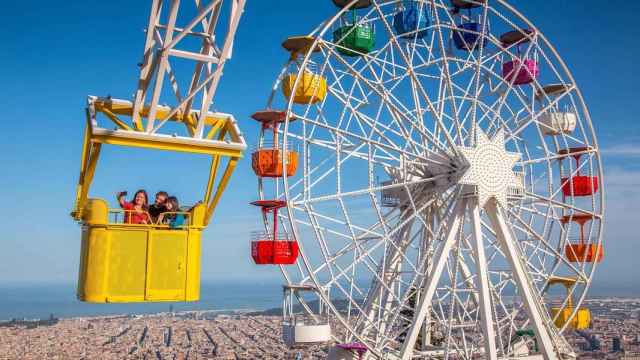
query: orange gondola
[
  {"left": 250, "top": 110, "right": 299, "bottom": 178},
  {"left": 561, "top": 213, "right": 603, "bottom": 263}
]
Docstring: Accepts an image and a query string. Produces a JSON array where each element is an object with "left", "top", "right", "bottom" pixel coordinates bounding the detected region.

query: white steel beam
[
  {"left": 485, "top": 201, "right": 559, "bottom": 360},
  {"left": 129, "top": 0, "right": 244, "bottom": 138},
  {"left": 146, "top": 0, "right": 181, "bottom": 131},
  {"left": 132, "top": 0, "right": 163, "bottom": 129},
  {"left": 470, "top": 199, "right": 498, "bottom": 360},
  {"left": 398, "top": 198, "right": 466, "bottom": 360},
  {"left": 357, "top": 216, "right": 416, "bottom": 338},
  {"left": 167, "top": 48, "right": 220, "bottom": 63},
  {"left": 195, "top": 0, "right": 246, "bottom": 138}
]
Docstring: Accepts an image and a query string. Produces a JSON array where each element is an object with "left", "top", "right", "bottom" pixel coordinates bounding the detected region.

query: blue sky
[{"left": 0, "top": 1, "right": 639, "bottom": 290}]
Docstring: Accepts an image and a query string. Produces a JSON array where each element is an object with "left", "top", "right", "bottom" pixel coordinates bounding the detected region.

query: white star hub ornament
[{"left": 457, "top": 127, "right": 521, "bottom": 208}]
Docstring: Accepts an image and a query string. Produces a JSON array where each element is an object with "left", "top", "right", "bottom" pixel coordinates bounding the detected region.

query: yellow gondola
[
  {"left": 71, "top": 97, "right": 246, "bottom": 303},
  {"left": 281, "top": 36, "right": 328, "bottom": 105},
  {"left": 547, "top": 276, "right": 591, "bottom": 330}
]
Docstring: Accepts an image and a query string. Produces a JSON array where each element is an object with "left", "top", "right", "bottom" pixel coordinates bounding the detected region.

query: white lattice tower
[{"left": 131, "top": 0, "right": 246, "bottom": 137}]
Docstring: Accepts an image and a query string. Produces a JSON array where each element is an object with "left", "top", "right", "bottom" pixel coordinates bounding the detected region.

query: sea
[
  {"left": 0, "top": 280, "right": 283, "bottom": 321},
  {"left": 0, "top": 280, "right": 637, "bottom": 321}
]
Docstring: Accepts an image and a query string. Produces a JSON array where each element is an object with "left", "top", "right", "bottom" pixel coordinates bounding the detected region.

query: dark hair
[
  {"left": 156, "top": 191, "right": 169, "bottom": 198},
  {"left": 132, "top": 189, "right": 149, "bottom": 209},
  {"left": 166, "top": 196, "right": 179, "bottom": 211}
]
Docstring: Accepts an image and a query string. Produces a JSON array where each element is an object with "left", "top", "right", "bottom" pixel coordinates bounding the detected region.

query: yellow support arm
[
  {"left": 204, "top": 157, "right": 239, "bottom": 226},
  {"left": 72, "top": 123, "right": 102, "bottom": 220}
]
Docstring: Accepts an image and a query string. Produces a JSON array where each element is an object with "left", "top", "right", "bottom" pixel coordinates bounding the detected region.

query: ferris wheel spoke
[
  {"left": 303, "top": 200, "right": 436, "bottom": 304},
  {"left": 487, "top": 86, "right": 536, "bottom": 133},
  {"left": 507, "top": 87, "right": 578, "bottom": 142},
  {"left": 518, "top": 146, "right": 596, "bottom": 166},
  {"left": 293, "top": 113, "right": 451, "bottom": 169},
  {"left": 323, "top": 40, "right": 413, "bottom": 117},
  {"left": 357, "top": 195, "right": 459, "bottom": 340},
  {"left": 296, "top": 172, "right": 450, "bottom": 206},
  {"left": 476, "top": 38, "right": 538, "bottom": 131},
  {"left": 445, "top": 68, "right": 484, "bottom": 130},
  {"left": 506, "top": 207, "right": 588, "bottom": 280},
  {"left": 468, "top": 4, "right": 491, "bottom": 137},
  {"left": 294, "top": 113, "right": 403, "bottom": 161},
  {"left": 370, "top": 2, "right": 459, "bottom": 152},
  {"left": 516, "top": 147, "right": 597, "bottom": 166},
  {"left": 325, "top": 37, "right": 409, "bottom": 76},
  {"left": 523, "top": 191, "right": 600, "bottom": 219},
  {"left": 323, "top": 88, "right": 439, "bottom": 162},
  {"left": 431, "top": 4, "right": 469, "bottom": 146},
  {"left": 287, "top": 141, "right": 385, "bottom": 202},
  {"left": 323, "top": 45, "right": 452, "bottom": 157},
  {"left": 297, "top": 211, "right": 394, "bottom": 288}
]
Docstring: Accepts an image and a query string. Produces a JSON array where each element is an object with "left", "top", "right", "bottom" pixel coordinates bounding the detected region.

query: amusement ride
[
  {"left": 251, "top": 0, "right": 603, "bottom": 359},
  {"left": 71, "top": 0, "right": 604, "bottom": 359}
]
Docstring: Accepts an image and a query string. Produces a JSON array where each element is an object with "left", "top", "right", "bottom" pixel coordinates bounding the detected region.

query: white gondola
[
  {"left": 282, "top": 284, "right": 332, "bottom": 347},
  {"left": 539, "top": 112, "right": 577, "bottom": 136},
  {"left": 536, "top": 84, "right": 577, "bottom": 136},
  {"left": 508, "top": 171, "right": 526, "bottom": 198}
]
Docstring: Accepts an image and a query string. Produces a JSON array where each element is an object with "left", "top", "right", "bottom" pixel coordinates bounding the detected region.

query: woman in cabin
[
  {"left": 117, "top": 189, "right": 151, "bottom": 224},
  {"left": 157, "top": 196, "right": 185, "bottom": 229}
]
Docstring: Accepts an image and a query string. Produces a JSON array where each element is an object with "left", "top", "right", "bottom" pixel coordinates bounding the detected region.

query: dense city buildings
[
  {"left": 0, "top": 297, "right": 638, "bottom": 359},
  {"left": 0, "top": 313, "right": 326, "bottom": 359},
  {"left": 562, "top": 298, "right": 640, "bottom": 359}
]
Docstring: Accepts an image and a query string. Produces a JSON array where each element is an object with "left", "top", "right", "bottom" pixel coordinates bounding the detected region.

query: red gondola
[
  {"left": 250, "top": 200, "right": 299, "bottom": 265},
  {"left": 559, "top": 147, "right": 599, "bottom": 197}
]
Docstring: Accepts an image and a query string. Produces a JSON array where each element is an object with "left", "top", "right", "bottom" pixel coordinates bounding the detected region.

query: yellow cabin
[
  {"left": 547, "top": 276, "right": 591, "bottom": 330},
  {"left": 280, "top": 36, "right": 328, "bottom": 105},
  {"left": 282, "top": 72, "right": 328, "bottom": 105},
  {"left": 550, "top": 307, "right": 591, "bottom": 330},
  {"left": 72, "top": 97, "right": 245, "bottom": 303},
  {"left": 77, "top": 199, "right": 205, "bottom": 303}
]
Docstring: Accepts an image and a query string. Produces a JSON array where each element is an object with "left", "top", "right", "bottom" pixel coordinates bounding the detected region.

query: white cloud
[
  {"left": 605, "top": 168, "right": 640, "bottom": 188},
  {"left": 602, "top": 143, "right": 640, "bottom": 157}
]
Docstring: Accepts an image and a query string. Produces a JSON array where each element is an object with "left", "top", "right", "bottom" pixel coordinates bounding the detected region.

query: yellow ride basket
[{"left": 72, "top": 96, "right": 246, "bottom": 303}]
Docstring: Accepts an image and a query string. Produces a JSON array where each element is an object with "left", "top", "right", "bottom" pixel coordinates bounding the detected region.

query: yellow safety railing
[{"left": 107, "top": 209, "right": 191, "bottom": 227}]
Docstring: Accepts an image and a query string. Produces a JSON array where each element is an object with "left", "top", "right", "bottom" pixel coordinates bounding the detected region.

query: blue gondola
[
  {"left": 453, "top": 21, "right": 486, "bottom": 50},
  {"left": 393, "top": 2, "right": 430, "bottom": 40}
]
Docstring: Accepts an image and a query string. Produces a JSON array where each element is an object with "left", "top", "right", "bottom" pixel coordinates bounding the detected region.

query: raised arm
[{"left": 117, "top": 191, "right": 128, "bottom": 208}]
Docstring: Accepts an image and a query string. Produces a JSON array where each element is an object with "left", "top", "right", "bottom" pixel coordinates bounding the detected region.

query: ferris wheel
[{"left": 249, "top": 0, "right": 603, "bottom": 359}]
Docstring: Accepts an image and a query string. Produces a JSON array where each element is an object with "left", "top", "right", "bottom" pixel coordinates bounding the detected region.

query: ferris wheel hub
[{"left": 456, "top": 127, "right": 522, "bottom": 208}]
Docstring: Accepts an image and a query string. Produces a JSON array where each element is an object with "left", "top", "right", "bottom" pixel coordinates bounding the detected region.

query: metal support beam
[
  {"left": 399, "top": 199, "right": 466, "bottom": 360},
  {"left": 204, "top": 157, "right": 238, "bottom": 225},
  {"left": 485, "top": 201, "right": 559, "bottom": 360},
  {"left": 470, "top": 199, "right": 498, "bottom": 360}
]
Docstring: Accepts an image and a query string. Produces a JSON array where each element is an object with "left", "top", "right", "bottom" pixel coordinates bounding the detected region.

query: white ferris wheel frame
[{"left": 257, "top": 1, "right": 604, "bottom": 359}]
